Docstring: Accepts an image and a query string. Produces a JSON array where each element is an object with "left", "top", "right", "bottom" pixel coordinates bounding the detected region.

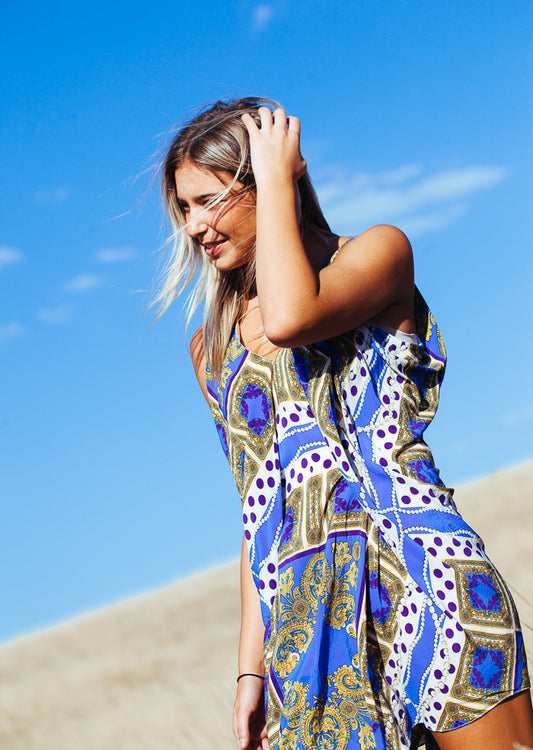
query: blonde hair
[{"left": 155, "top": 97, "right": 330, "bottom": 377}]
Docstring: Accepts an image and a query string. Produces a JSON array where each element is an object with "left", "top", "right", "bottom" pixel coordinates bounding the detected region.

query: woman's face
[{"left": 174, "top": 161, "right": 256, "bottom": 272}]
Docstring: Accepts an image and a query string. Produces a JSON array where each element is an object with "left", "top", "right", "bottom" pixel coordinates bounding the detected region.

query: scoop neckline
[
  {"left": 233, "top": 322, "right": 283, "bottom": 363},
  {"left": 233, "top": 317, "right": 418, "bottom": 367},
  {"left": 232, "top": 235, "right": 421, "bottom": 362}
]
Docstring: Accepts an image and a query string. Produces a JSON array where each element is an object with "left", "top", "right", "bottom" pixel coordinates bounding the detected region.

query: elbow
[
  {"left": 261, "top": 295, "right": 321, "bottom": 348},
  {"left": 263, "top": 313, "right": 305, "bottom": 348}
]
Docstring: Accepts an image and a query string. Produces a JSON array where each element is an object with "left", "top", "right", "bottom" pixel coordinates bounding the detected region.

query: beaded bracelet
[{"left": 236, "top": 673, "right": 265, "bottom": 683}]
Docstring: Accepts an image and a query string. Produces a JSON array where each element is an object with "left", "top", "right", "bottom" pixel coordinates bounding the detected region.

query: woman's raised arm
[{"left": 242, "top": 108, "right": 414, "bottom": 347}]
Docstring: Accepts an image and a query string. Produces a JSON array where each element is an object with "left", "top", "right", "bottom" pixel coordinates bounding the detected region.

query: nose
[{"left": 185, "top": 207, "right": 209, "bottom": 238}]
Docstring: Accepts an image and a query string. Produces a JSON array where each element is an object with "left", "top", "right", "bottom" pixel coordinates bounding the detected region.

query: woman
[{"left": 157, "top": 98, "right": 532, "bottom": 750}]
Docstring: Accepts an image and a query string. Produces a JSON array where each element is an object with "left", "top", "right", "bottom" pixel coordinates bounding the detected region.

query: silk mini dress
[{"left": 206, "top": 288, "right": 529, "bottom": 750}]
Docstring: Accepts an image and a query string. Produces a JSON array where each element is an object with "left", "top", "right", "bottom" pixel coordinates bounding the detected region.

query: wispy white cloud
[
  {"left": 94, "top": 247, "right": 136, "bottom": 263},
  {"left": 399, "top": 204, "right": 468, "bottom": 237},
  {"left": 252, "top": 3, "right": 274, "bottom": 31},
  {"left": 377, "top": 164, "right": 423, "bottom": 186},
  {"left": 37, "top": 305, "right": 71, "bottom": 323},
  {"left": 409, "top": 166, "right": 506, "bottom": 204},
  {"left": 33, "top": 187, "right": 70, "bottom": 205},
  {"left": 0, "top": 246, "right": 24, "bottom": 272},
  {"left": 316, "top": 164, "right": 508, "bottom": 237},
  {"left": 500, "top": 404, "right": 533, "bottom": 428},
  {"left": 0, "top": 322, "right": 24, "bottom": 340},
  {"left": 63, "top": 273, "right": 102, "bottom": 293}
]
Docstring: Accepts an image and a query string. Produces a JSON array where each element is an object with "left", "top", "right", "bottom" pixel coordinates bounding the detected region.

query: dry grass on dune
[
  {"left": 0, "top": 461, "right": 531, "bottom": 750},
  {"left": 0, "top": 561, "right": 241, "bottom": 750},
  {"left": 454, "top": 460, "right": 533, "bottom": 665}
]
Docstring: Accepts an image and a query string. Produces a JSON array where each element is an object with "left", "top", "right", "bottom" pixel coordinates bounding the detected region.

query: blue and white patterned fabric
[{"left": 206, "top": 289, "right": 529, "bottom": 750}]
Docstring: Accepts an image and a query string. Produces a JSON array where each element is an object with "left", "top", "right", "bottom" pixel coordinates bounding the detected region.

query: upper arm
[
  {"left": 190, "top": 326, "right": 210, "bottom": 404},
  {"left": 265, "top": 225, "right": 414, "bottom": 346}
]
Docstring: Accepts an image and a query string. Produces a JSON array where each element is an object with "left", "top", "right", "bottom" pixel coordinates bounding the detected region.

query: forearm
[
  {"left": 239, "top": 536, "right": 265, "bottom": 675},
  {"left": 243, "top": 107, "right": 320, "bottom": 344},
  {"left": 255, "top": 177, "right": 319, "bottom": 344}
]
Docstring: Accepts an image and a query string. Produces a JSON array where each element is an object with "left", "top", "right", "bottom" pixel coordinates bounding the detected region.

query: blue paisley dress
[{"left": 206, "top": 288, "right": 529, "bottom": 750}]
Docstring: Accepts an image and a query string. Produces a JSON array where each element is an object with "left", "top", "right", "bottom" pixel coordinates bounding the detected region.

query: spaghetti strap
[{"left": 326, "top": 235, "right": 356, "bottom": 267}]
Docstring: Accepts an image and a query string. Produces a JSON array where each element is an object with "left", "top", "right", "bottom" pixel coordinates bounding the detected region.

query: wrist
[
  {"left": 254, "top": 172, "right": 296, "bottom": 192},
  {"left": 238, "top": 657, "right": 265, "bottom": 675},
  {"left": 236, "top": 672, "right": 265, "bottom": 684}
]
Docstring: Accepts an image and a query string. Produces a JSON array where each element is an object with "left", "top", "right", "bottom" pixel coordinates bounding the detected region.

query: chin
[{"left": 213, "top": 256, "right": 249, "bottom": 272}]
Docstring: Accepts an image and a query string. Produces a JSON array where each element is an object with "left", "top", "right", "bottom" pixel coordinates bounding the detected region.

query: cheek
[
  {"left": 239, "top": 209, "right": 257, "bottom": 237},
  {"left": 218, "top": 201, "right": 256, "bottom": 238}
]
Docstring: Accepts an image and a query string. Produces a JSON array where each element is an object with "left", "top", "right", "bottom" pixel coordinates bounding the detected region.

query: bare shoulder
[
  {"left": 324, "top": 225, "right": 414, "bottom": 332},
  {"left": 338, "top": 225, "right": 412, "bottom": 268},
  {"left": 189, "top": 326, "right": 210, "bottom": 404}
]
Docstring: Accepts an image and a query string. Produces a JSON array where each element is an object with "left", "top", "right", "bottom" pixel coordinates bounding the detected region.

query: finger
[
  {"left": 235, "top": 713, "right": 250, "bottom": 749},
  {"left": 287, "top": 116, "right": 301, "bottom": 135},
  {"left": 257, "top": 106, "right": 274, "bottom": 130},
  {"left": 260, "top": 722, "right": 270, "bottom": 747},
  {"left": 232, "top": 709, "right": 239, "bottom": 740},
  {"left": 241, "top": 112, "right": 258, "bottom": 133},
  {"left": 273, "top": 107, "right": 288, "bottom": 128}
]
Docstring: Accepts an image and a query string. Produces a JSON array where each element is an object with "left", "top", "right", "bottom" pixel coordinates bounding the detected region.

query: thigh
[{"left": 430, "top": 691, "right": 533, "bottom": 750}]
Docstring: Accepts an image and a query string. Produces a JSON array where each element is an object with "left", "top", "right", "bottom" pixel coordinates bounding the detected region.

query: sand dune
[{"left": 0, "top": 461, "right": 531, "bottom": 750}]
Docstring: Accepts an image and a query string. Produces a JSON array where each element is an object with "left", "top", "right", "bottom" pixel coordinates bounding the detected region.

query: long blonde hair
[{"left": 156, "top": 97, "right": 330, "bottom": 377}]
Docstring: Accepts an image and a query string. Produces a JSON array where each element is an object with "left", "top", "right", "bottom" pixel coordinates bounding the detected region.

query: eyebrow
[{"left": 176, "top": 192, "right": 219, "bottom": 203}]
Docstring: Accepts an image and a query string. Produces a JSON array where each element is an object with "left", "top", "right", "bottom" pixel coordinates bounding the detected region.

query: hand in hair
[{"left": 241, "top": 107, "right": 307, "bottom": 188}]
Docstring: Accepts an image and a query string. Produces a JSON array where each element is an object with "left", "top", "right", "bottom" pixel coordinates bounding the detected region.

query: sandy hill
[{"left": 0, "top": 462, "right": 532, "bottom": 750}]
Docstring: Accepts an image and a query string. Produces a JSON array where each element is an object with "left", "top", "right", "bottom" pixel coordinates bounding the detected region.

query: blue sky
[{"left": 1, "top": 0, "right": 532, "bottom": 642}]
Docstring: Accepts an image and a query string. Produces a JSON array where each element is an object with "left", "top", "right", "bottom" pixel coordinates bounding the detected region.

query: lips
[{"left": 203, "top": 240, "right": 225, "bottom": 258}]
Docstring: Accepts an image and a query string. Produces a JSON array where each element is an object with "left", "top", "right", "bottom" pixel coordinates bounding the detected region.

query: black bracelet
[{"left": 237, "top": 673, "right": 265, "bottom": 683}]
